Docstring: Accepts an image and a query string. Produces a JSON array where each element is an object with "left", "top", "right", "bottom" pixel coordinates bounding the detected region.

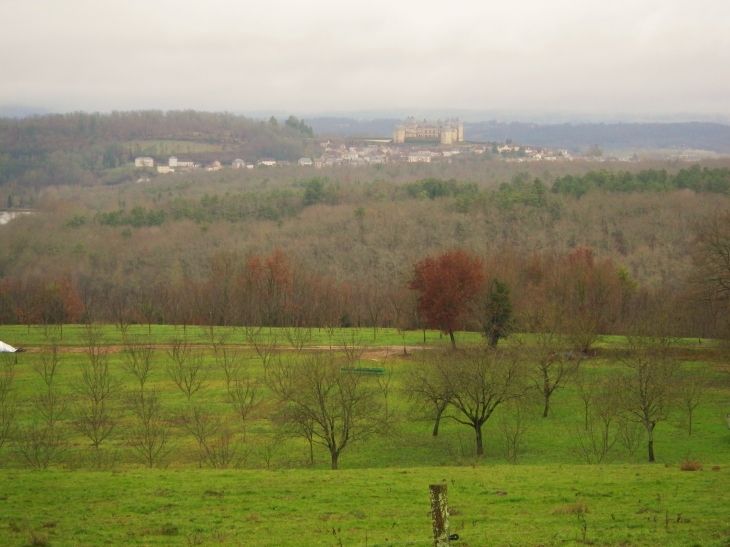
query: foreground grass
[{"left": 2, "top": 465, "right": 729, "bottom": 547}]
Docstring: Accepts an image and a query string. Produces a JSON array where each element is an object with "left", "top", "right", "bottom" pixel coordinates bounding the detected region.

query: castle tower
[{"left": 440, "top": 130, "right": 453, "bottom": 145}]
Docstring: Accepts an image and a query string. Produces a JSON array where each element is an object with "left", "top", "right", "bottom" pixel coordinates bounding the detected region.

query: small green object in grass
[{"left": 340, "top": 366, "right": 386, "bottom": 374}]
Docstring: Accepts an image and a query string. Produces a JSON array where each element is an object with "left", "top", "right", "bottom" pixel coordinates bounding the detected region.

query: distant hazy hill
[
  {"left": 305, "top": 117, "right": 730, "bottom": 153},
  {"left": 465, "top": 121, "right": 730, "bottom": 153},
  {"left": 0, "top": 105, "right": 52, "bottom": 118},
  {"left": 305, "top": 117, "right": 399, "bottom": 138}
]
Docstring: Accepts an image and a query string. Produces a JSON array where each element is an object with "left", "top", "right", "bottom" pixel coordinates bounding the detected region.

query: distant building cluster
[
  {"left": 132, "top": 133, "right": 600, "bottom": 179},
  {"left": 393, "top": 117, "right": 464, "bottom": 145}
]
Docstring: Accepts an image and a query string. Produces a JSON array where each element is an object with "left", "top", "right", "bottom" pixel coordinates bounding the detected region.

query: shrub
[{"left": 680, "top": 460, "right": 703, "bottom": 471}]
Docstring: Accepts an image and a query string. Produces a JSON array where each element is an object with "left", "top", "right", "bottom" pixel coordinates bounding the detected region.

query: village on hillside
[{"left": 132, "top": 117, "right": 651, "bottom": 175}]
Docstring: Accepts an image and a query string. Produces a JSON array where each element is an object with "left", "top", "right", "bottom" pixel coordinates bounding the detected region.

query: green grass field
[{"left": 0, "top": 325, "right": 728, "bottom": 546}]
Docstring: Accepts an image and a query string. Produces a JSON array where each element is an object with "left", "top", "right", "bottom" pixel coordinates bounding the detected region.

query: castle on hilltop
[{"left": 393, "top": 117, "right": 464, "bottom": 145}]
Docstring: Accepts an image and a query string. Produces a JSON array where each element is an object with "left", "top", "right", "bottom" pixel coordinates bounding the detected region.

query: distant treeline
[
  {"left": 0, "top": 110, "right": 314, "bottom": 189},
  {"left": 552, "top": 165, "right": 730, "bottom": 197}
]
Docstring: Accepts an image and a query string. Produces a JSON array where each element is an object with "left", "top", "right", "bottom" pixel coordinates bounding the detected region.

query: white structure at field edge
[{"left": 393, "top": 118, "right": 464, "bottom": 145}]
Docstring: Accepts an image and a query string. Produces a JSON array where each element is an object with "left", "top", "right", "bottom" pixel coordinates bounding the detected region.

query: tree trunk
[
  {"left": 475, "top": 425, "right": 484, "bottom": 456},
  {"left": 449, "top": 331, "right": 456, "bottom": 349},
  {"left": 542, "top": 372, "right": 550, "bottom": 418},
  {"left": 330, "top": 449, "right": 339, "bottom": 470},
  {"left": 432, "top": 403, "right": 447, "bottom": 436},
  {"left": 647, "top": 427, "right": 655, "bottom": 463}
]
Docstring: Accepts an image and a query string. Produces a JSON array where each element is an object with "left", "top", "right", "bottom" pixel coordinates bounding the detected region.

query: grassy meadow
[{"left": 0, "top": 324, "right": 729, "bottom": 546}]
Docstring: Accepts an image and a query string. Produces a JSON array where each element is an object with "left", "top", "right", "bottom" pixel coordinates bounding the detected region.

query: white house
[
  {"left": 157, "top": 166, "right": 173, "bottom": 174},
  {"left": 232, "top": 159, "right": 246, "bottom": 168},
  {"left": 407, "top": 152, "right": 431, "bottom": 163},
  {"left": 135, "top": 157, "right": 154, "bottom": 167},
  {"left": 257, "top": 158, "right": 277, "bottom": 166},
  {"left": 168, "top": 156, "right": 178, "bottom": 167},
  {"left": 297, "top": 157, "right": 313, "bottom": 166}
]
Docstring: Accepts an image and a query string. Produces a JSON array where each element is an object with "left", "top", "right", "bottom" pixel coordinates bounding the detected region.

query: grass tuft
[
  {"left": 159, "top": 523, "right": 179, "bottom": 536},
  {"left": 27, "top": 531, "right": 51, "bottom": 547},
  {"left": 554, "top": 502, "right": 589, "bottom": 515},
  {"left": 680, "top": 461, "right": 703, "bottom": 471}
]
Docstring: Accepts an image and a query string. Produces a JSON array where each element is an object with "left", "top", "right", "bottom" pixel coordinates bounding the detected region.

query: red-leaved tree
[{"left": 409, "top": 250, "right": 485, "bottom": 348}]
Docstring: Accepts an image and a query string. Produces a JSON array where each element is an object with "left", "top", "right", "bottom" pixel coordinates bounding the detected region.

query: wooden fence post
[{"left": 429, "top": 483, "right": 450, "bottom": 547}]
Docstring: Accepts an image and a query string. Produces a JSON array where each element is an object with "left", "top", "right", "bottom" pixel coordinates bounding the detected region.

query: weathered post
[
  {"left": 429, "top": 483, "right": 450, "bottom": 547},
  {"left": 726, "top": 412, "right": 730, "bottom": 430}
]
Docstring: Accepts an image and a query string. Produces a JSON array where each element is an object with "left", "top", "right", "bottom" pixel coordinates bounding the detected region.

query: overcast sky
[{"left": 2, "top": 0, "right": 730, "bottom": 120}]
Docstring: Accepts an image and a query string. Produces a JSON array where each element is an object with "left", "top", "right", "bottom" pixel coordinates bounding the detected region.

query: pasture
[{"left": 0, "top": 325, "right": 728, "bottom": 546}]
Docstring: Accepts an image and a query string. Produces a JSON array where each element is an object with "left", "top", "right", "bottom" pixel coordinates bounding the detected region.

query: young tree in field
[
  {"left": 409, "top": 250, "right": 485, "bottom": 348},
  {"left": 181, "top": 404, "right": 246, "bottom": 469},
  {"left": 126, "top": 389, "right": 174, "bottom": 468},
  {"left": 574, "top": 368, "right": 598, "bottom": 431},
  {"left": 617, "top": 337, "right": 677, "bottom": 463},
  {"left": 166, "top": 337, "right": 207, "bottom": 402},
  {"left": 675, "top": 369, "right": 707, "bottom": 436},
  {"left": 32, "top": 344, "right": 66, "bottom": 430},
  {"left": 72, "top": 328, "right": 119, "bottom": 453},
  {"left": 520, "top": 302, "right": 580, "bottom": 418},
  {"left": 443, "top": 348, "right": 526, "bottom": 457},
  {"left": 266, "top": 352, "right": 388, "bottom": 470},
  {"left": 497, "top": 397, "right": 533, "bottom": 464},
  {"left": 121, "top": 336, "right": 157, "bottom": 391},
  {"left": 14, "top": 344, "right": 68, "bottom": 468},
  {"left": 573, "top": 378, "right": 620, "bottom": 464},
  {"left": 403, "top": 352, "right": 453, "bottom": 437}
]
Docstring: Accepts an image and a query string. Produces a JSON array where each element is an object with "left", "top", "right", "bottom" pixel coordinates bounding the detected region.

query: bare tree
[
  {"left": 181, "top": 404, "right": 246, "bottom": 469},
  {"left": 14, "top": 344, "right": 68, "bottom": 468},
  {"left": 166, "top": 337, "right": 207, "bottom": 402},
  {"left": 530, "top": 332, "right": 580, "bottom": 418},
  {"left": 72, "top": 328, "right": 119, "bottom": 452},
  {"left": 523, "top": 306, "right": 580, "bottom": 418},
  {"left": 246, "top": 328, "right": 279, "bottom": 369},
  {"left": 497, "top": 398, "right": 533, "bottom": 464},
  {"left": 12, "top": 424, "right": 67, "bottom": 469},
  {"left": 121, "top": 336, "right": 157, "bottom": 391},
  {"left": 266, "top": 352, "right": 389, "bottom": 470},
  {"left": 403, "top": 352, "right": 453, "bottom": 436},
  {"left": 573, "top": 379, "right": 619, "bottom": 463},
  {"left": 617, "top": 337, "right": 677, "bottom": 463},
  {"left": 675, "top": 369, "right": 707, "bottom": 436},
  {"left": 443, "top": 347, "right": 526, "bottom": 457},
  {"left": 574, "top": 368, "right": 598, "bottom": 431},
  {"left": 126, "top": 389, "right": 174, "bottom": 468},
  {"left": 227, "top": 373, "right": 261, "bottom": 442},
  {"left": 282, "top": 326, "right": 312, "bottom": 352}
]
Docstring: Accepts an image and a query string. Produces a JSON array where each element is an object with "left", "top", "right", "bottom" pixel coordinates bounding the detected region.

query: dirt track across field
[{"left": 19, "top": 344, "right": 428, "bottom": 361}]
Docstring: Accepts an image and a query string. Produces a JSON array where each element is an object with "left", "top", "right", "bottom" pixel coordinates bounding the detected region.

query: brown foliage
[{"left": 409, "top": 250, "right": 485, "bottom": 347}]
